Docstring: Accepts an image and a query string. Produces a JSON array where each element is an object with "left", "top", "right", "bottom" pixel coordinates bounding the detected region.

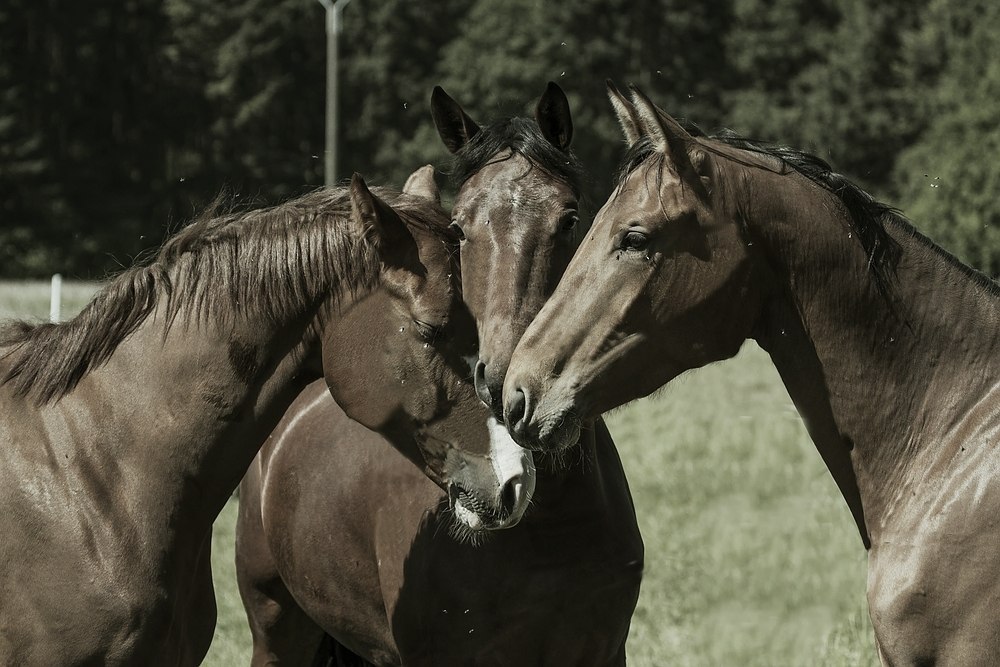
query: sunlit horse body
[
  {"left": 0, "top": 171, "right": 532, "bottom": 666},
  {"left": 236, "top": 85, "right": 643, "bottom": 666},
  {"left": 505, "top": 83, "right": 1000, "bottom": 664}
]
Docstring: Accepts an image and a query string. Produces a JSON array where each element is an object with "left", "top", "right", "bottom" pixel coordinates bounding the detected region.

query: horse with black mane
[
  {"left": 505, "top": 82, "right": 1000, "bottom": 664},
  {"left": 0, "top": 170, "right": 532, "bottom": 666}
]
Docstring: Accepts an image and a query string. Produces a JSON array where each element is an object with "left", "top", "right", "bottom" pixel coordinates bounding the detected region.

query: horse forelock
[
  {"left": 450, "top": 117, "right": 584, "bottom": 195},
  {"left": 614, "top": 137, "right": 664, "bottom": 191},
  {"left": 0, "top": 186, "right": 441, "bottom": 405}
]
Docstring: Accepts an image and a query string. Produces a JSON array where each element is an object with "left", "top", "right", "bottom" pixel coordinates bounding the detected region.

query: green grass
[
  {"left": 206, "top": 500, "right": 252, "bottom": 665},
  {"left": 0, "top": 280, "right": 100, "bottom": 322},
  {"left": 0, "top": 281, "right": 877, "bottom": 666},
  {"left": 606, "top": 349, "right": 877, "bottom": 667}
]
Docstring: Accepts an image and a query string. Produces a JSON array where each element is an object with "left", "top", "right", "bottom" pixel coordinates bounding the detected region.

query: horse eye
[
  {"left": 621, "top": 231, "right": 649, "bottom": 251},
  {"left": 414, "top": 320, "right": 445, "bottom": 342},
  {"left": 449, "top": 221, "right": 466, "bottom": 241},
  {"left": 560, "top": 212, "right": 579, "bottom": 233}
]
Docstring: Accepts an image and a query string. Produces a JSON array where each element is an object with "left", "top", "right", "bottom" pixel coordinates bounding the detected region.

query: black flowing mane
[
  {"left": 450, "top": 117, "right": 585, "bottom": 194},
  {"left": 0, "top": 187, "right": 450, "bottom": 404}
]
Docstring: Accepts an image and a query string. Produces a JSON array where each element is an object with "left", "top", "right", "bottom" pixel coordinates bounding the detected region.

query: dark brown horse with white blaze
[
  {"left": 0, "top": 170, "right": 532, "bottom": 666},
  {"left": 504, "top": 82, "right": 1000, "bottom": 665},
  {"left": 236, "top": 84, "right": 642, "bottom": 666}
]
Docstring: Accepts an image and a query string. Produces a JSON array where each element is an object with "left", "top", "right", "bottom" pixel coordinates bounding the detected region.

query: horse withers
[
  {"left": 237, "top": 86, "right": 642, "bottom": 666},
  {"left": 0, "top": 169, "right": 532, "bottom": 666},
  {"left": 505, "top": 83, "right": 1000, "bottom": 664}
]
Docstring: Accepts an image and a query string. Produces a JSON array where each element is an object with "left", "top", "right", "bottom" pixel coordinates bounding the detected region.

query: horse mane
[
  {"left": 449, "top": 116, "right": 585, "bottom": 194},
  {"left": 711, "top": 130, "right": 1000, "bottom": 297},
  {"left": 0, "top": 187, "right": 451, "bottom": 404},
  {"left": 617, "top": 125, "right": 905, "bottom": 299}
]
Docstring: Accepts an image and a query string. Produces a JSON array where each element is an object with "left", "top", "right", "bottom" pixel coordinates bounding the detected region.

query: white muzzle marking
[{"left": 488, "top": 417, "right": 536, "bottom": 527}]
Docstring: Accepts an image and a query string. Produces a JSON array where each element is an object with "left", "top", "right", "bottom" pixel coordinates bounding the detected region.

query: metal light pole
[{"left": 317, "top": 0, "right": 352, "bottom": 187}]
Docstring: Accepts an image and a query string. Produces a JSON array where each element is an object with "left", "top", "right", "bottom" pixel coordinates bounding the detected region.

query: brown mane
[{"left": 0, "top": 186, "right": 450, "bottom": 404}]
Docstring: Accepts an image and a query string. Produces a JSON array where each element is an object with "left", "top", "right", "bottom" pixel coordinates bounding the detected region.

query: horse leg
[
  {"left": 169, "top": 530, "right": 219, "bottom": 666},
  {"left": 236, "top": 465, "right": 326, "bottom": 665}
]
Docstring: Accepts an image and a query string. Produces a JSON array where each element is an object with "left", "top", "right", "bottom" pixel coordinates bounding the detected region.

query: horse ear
[
  {"left": 350, "top": 174, "right": 411, "bottom": 266},
  {"left": 628, "top": 85, "right": 696, "bottom": 171},
  {"left": 430, "top": 86, "right": 480, "bottom": 154},
  {"left": 606, "top": 79, "right": 642, "bottom": 145},
  {"left": 402, "top": 164, "right": 440, "bottom": 205},
  {"left": 535, "top": 81, "right": 573, "bottom": 151}
]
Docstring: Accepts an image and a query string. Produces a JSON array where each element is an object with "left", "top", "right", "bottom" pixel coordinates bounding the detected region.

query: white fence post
[{"left": 50, "top": 273, "right": 62, "bottom": 323}]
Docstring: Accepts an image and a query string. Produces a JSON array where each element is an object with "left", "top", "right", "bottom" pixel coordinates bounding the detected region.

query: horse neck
[
  {"left": 44, "top": 216, "right": 373, "bottom": 548},
  {"left": 73, "top": 302, "right": 322, "bottom": 538},
  {"left": 745, "top": 169, "right": 1000, "bottom": 543},
  {"left": 531, "top": 419, "right": 632, "bottom": 523}
]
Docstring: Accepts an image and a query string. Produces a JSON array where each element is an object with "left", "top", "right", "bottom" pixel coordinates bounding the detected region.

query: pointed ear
[
  {"left": 606, "top": 79, "right": 642, "bottom": 145},
  {"left": 535, "top": 81, "right": 573, "bottom": 151},
  {"left": 350, "top": 173, "right": 411, "bottom": 261},
  {"left": 402, "top": 164, "right": 440, "bottom": 205},
  {"left": 430, "top": 86, "right": 480, "bottom": 154},
  {"left": 629, "top": 85, "right": 697, "bottom": 172}
]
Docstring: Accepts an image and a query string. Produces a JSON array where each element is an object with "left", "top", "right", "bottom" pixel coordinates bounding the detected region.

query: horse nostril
[
  {"left": 473, "top": 360, "right": 493, "bottom": 407},
  {"left": 506, "top": 387, "right": 528, "bottom": 433},
  {"left": 500, "top": 478, "right": 520, "bottom": 519}
]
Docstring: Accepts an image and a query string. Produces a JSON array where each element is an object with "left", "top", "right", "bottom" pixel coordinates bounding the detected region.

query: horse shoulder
[{"left": 868, "top": 435, "right": 1000, "bottom": 664}]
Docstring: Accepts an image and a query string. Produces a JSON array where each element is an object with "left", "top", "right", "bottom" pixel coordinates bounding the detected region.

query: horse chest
[
  {"left": 0, "top": 503, "right": 214, "bottom": 666},
  {"left": 866, "top": 440, "right": 1000, "bottom": 664},
  {"left": 384, "top": 511, "right": 641, "bottom": 666}
]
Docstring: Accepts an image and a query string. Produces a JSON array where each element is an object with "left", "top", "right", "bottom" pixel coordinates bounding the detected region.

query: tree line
[{"left": 1, "top": 0, "right": 998, "bottom": 278}]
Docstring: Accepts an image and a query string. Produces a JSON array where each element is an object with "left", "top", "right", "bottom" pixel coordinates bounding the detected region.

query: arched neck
[
  {"left": 747, "top": 169, "right": 1000, "bottom": 543},
  {"left": 70, "top": 303, "right": 325, "bottom": 538}
]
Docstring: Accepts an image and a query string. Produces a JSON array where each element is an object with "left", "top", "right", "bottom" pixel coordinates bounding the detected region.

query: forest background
[{"left": 2, "top": 0, "right": 997, "bottom": 278}]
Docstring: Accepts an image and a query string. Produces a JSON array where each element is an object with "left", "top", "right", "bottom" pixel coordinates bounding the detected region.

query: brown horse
[
  {"left": 0, "top": 170, "right": 533, "bottom": 666},
  {"left": 236, "top": 84, "right": 643, "bottom": 666},
  {"left": 505, "top": 82, "right": 1000, "bottom": 664}
]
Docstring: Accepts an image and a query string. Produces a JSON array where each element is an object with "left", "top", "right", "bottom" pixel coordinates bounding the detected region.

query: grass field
[{"left": 1, "top": 281, "right": 877, "bottom": 666}]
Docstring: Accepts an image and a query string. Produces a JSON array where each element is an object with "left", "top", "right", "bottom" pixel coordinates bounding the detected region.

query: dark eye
[
  {"left": 449, "top": 221, "right": 466, "bottom": 241},
  {"left": 620, "top": 230, "right": 649, "bottom": 251},
  {"left": 560, "top": 211, "right": 579, "bottom": 233},
  {"left": 414, "top": 320, "right": 445, "bottom": 342}
]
